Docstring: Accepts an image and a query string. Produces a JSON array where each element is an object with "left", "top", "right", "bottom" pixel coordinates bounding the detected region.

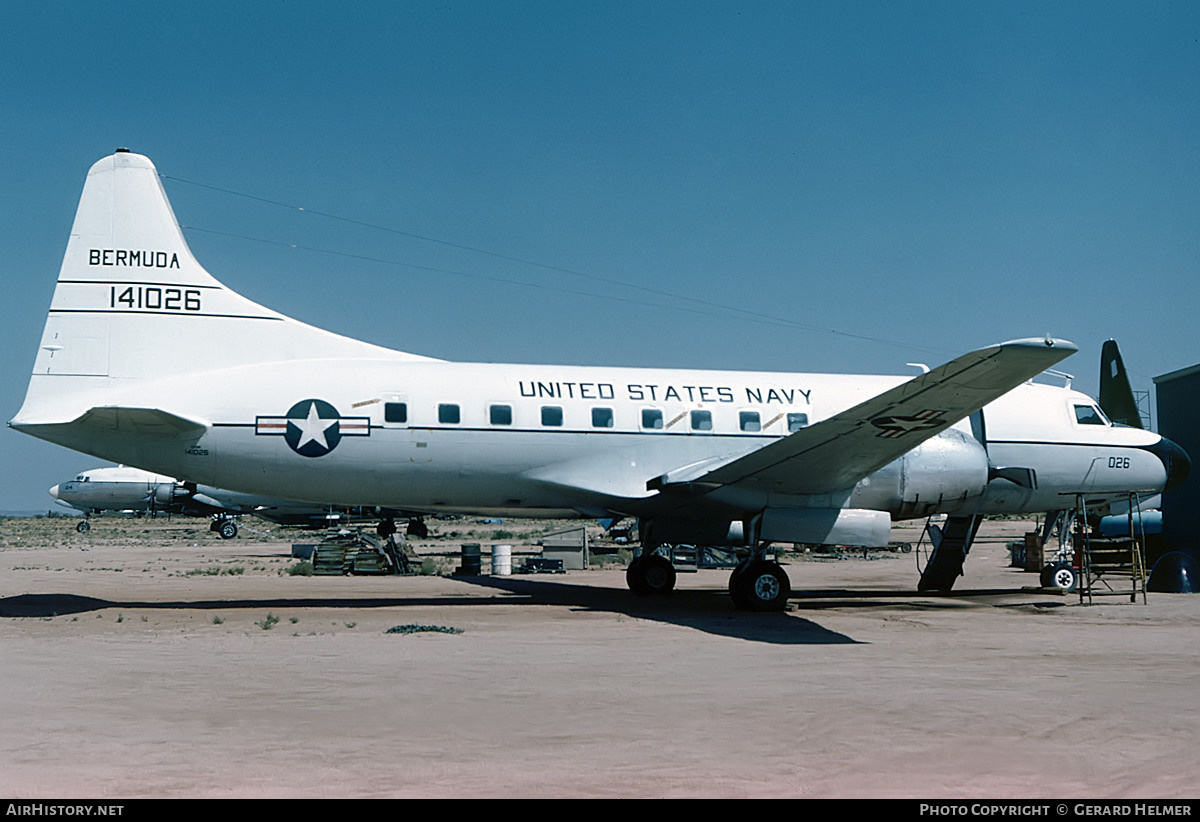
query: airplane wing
[{"left": 650, "top": 337, "right": 1077, "bottom": 496}]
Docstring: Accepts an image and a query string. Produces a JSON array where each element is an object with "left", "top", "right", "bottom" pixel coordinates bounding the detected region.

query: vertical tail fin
[
  {"left": 1099, "top": 339, "right": 1144, "bottom": 429},
  {"left": 13, "top": 150, "right": 430, "bottom": 426}
]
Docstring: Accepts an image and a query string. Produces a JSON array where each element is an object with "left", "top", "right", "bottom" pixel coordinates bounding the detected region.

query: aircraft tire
[
  {"left": 625, "top": 556, "right": 647, "bottom": 594},
  {"left": 627, "top": 554, "right": 676, "bottom": 595},
  {"left": 217, "top": 520, "right": 238, "bottom": 540},
  {"left": 1045, "top": 562, "right": 1077, "bottom": 592},
  {"left": 76, "top": 520, "right": 91, "bottom": 533},
  {"left": 728, "top": 560, "right": 749, "bottom": 607},
  {"left": 730, "top": 560, "right": 790, "bottom": 611}
]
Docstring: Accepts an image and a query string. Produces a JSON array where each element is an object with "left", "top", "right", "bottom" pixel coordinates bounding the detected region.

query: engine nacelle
[
  {"left": 759, "top": 507, "right": 892, "bottom": 547},
  {"left": 640, "top": 428, "right": 990, "bottom": 549},
  {"left": 639, "top": 509, "right": 892, "bottom": 549},
  {"left": 640, "top": 517, "right": 745, "bottom": 549},
  {"left": 153, "top": 482, "right": 191, "bottom": 505},
  {"left": 893, "top": 427, "right": 989, "bottom": 517}
]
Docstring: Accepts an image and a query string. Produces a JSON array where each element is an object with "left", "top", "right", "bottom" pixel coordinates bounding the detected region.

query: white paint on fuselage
[{"left": 69, "top": 357, "right": 1165, "bottom": 521}]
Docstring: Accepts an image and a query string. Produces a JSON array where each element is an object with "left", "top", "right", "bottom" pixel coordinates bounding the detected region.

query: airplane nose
[
  {"left": 1150, "top": 436, "right": 1191, "bottom": 492},
  {"left": 49, "top": 484, "right": 60, "bottom": 499}
]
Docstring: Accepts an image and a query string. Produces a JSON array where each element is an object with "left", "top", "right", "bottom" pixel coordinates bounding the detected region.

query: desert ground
[{"left": 0, "top": 513, "right": 1195, "bottom": 799}]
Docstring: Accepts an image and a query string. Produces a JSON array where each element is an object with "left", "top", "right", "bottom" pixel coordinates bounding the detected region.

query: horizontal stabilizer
[
  {"left": 10, "top": 405, "right": 211, "bottom": 476},
  {"left": 662, "top": 337, "right": 1077, "bottom": 496},
  {"left": 71, "top": 406, "right": 209, "bottom": 438},
  {"left": 11, "top": 406, "right": 208, "bottom": 440}
]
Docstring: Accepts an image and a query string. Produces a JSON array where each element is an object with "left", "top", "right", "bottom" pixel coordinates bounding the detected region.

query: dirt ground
[{"left": 0, "top": 515, "right": 1196, "bottom": 799}]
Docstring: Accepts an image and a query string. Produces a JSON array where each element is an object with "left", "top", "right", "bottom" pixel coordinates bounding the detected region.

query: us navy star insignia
[
  {"left": 870, "top": 409, "right": 947, "bottom": 439},
  {"left": 255, "top": 399, "right": 370, "bottom": 457},
  {"left": 294, "top": 401, "right": 336, "bottom": 451}
]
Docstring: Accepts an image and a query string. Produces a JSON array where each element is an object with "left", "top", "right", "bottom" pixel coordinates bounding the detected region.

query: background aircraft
[
  {"left": 50, "top": 465, "right": 375, "bottom": 538},
  {"left": 1099, "top": 339, "right": 1147, "bottom": 430}
]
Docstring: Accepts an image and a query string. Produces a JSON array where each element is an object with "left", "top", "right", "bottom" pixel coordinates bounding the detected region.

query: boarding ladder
[
  {"left": 917, "top": 514, "right": 983, "bottom": 591},
  {"left": 1069, "top": 493, "right": 1148, "bottom": 604}
]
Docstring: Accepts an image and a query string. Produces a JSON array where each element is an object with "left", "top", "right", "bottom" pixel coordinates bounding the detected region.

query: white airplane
[
  {"left": 9, "top": 151, "right": 1190, "bottom": 609},
  {"left": 49, "top": 465, "right": 363, "bottom": 537}
]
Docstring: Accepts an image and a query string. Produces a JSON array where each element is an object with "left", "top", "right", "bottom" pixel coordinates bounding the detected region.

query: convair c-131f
[
  {"left": 49, "top": 464, "right": 362, "bottom": 537},
  {"left": 10, "top": 151, "right": 1190, "bottom": 609}
]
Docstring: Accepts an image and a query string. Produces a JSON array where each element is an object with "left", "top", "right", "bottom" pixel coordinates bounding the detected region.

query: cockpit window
[{"left": 1074, "top": 404, "right": 1108, "bottom": 426}]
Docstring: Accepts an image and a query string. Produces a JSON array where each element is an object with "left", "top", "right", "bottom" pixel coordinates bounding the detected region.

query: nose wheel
[{"left": 1040, "top": 562, "right": 1078, "bottom": 592}]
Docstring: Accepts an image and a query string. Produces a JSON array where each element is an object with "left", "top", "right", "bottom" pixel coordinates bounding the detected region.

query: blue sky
[{"left": 1, "top": 1, "right": 1197, "bottom": 512}]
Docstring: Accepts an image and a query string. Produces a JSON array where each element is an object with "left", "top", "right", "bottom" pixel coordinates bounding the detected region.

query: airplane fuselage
[
  {"left": 31, "top": 356, "right": 1173, "bottom": 532},
  {"left": 50, "top": 466, "right": 176, "bottom": 514}
]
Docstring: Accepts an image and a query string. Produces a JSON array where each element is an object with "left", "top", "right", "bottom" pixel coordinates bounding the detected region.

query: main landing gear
[
  {"left": 209, "top": 516, "right": 238, "bottom": 540},
  {"left": 728, "top": 557, "right": 791, "bottom": 611},
  {"left": 377, "top": 517, "right": 429, "bottom": 540},
  {"left": 626, "top": 553, "right": 677, "bottom": 595},
  {"left": 626, "top": 545, "right": 792, "bottom": 611}
]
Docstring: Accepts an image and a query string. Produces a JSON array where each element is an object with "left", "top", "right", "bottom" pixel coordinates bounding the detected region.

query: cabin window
[
  {"left": 642, "top": 408, "right": 664, "bottom": 430},
  {"left": 739, "top": 411, "right": 761, "bottom": 432},
  {"left": 690, "top": 410, "right": 713, "bottom": 431},
  {"left": 1074, "top": 404, "right": 1107, "bottom": 426},
  {"left": 541, "top": 405, "right": 563, "bottom": 426},
  {"left": 787, "top": 413, "right": 809, "bottom": 432},
  {"left": 490, "top": 404, "right": 512, "bottom": 426},
  {"left": 384, "top": 402, "right": 408, "bottom": 424},
  {"left": 438, "top": 403, "right": 460, "bottom": 424},
  {"left": 592, "top": 407, "right": 614, "bottom": 428}
]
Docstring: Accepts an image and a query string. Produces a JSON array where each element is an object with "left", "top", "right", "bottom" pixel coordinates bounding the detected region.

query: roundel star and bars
[{"left": 255, "top": 399, "right": 370, "bottom": 457}]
